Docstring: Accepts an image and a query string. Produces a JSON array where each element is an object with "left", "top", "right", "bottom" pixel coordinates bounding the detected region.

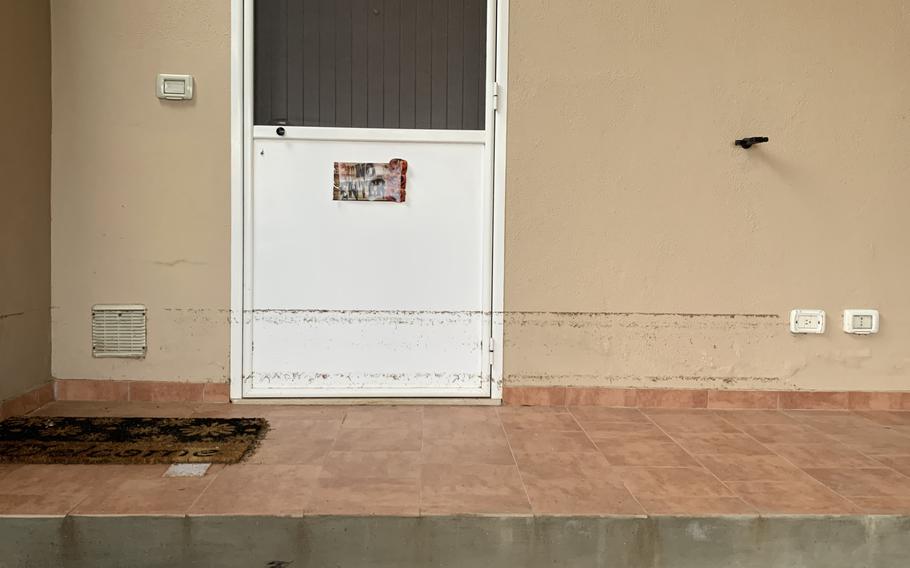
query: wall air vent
[{"left": 92, "top": 304, "right": 147, "bottom": 358}]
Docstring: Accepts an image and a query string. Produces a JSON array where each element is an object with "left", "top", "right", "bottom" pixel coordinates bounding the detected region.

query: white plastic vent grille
[{"left": 92, "top": 305, "right": 147, "bottom": 358}]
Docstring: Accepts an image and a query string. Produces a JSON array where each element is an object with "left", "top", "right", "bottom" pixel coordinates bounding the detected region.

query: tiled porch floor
[{"left": 2, "top": 402, "right": 910, "bottom": 517}]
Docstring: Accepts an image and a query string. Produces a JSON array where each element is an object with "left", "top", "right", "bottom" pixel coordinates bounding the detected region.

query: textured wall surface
[
  {"left": 51, "top": 0, "right": 230, "bottom": 382},
  {"left": 0, "top": 1, "right": 52, "bottom": 401},
  {"left": 504, "top": 1, "right": 910, "bottom": 390},
  {"left": 49, "top": 1, "right": 910, "bottom": 392}
]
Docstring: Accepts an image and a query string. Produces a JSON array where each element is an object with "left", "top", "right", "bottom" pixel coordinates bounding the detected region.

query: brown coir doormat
[{"left": 0, "top": 416, "right": 269, "bottom": 464}]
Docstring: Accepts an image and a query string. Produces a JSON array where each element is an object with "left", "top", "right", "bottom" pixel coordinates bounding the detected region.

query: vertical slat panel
[
  {"left": 256, "top": 0, "right": 485, "bottom": 129},
  {"left": 446, "top": 0, "right": 464, "bottom": 129},
  {"left": 319, "top": 0, "right": 336, "bottom": 126},
  {"left": 462, "top": 0, "right": 482, "bottom": 130},
  {"left": 350, "top": 0, "right": 369, "bottom": 127},
  {"left": 367, "top": 0, "right": 385, "bottom": 128},
  {"left": 302, "top": 0, "right": 320, "bottom": 125},
  {"left": 254, "top": 0, "right": 274, "bottom": 125},
  {"left": 287, "top": 0, "right": 305, "bottom": 125},
  {"left": 335, "top": 0, "right": 353, "bottom": 127},
  {"left": 431, "top": 0, "right": 448, "bottom": 129},
  {"left": 271, "top": 0, "right": 289, "bottom": 122},
  {"left": 414, "top": 0, "right": 433, "bottom": 128},
  {"left": 383, "top": 0, "right": 401, "bottom": 128},
  {"left": 399, "top": 0, "right": 417, "bottom": 128}
]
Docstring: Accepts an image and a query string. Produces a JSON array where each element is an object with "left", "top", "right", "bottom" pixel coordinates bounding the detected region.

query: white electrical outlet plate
[
  {"left": 790, "top": 309, "right": 826, "bottom": 334},
  {"left": 843, "top": 309, "right": 879, "bottom": 335}
]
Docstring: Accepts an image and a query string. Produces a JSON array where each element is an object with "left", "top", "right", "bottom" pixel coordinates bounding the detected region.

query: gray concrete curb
[{"left": 1, "top": 515, "right": 908, "bottom": 567}]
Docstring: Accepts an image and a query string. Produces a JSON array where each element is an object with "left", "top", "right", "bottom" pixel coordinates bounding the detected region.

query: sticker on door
[{"left": 333, "top": 159, "right": 408, "bottom": 202}]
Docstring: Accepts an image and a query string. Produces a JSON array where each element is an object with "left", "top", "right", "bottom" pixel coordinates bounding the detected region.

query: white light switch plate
[
  {"left": 790, "top": 309, "right": 826, "bottom": 334},
  {"left": 843, "top": 309, "right": 879, "bottom": 335},
  {"left": 156, "top": 74, "right": 194, "bottom": 100}
]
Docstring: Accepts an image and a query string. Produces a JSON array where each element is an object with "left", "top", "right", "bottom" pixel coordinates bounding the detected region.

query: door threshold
[{"left": 231, "top": 397, "right": 501, "bottom": 406}]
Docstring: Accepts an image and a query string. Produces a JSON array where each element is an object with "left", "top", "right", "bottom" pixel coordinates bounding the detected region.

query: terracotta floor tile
[
  {"left": 515, "top": 452, "right": 642, "bottom": 515},
  {"left": 767, "top": 443, "right": 883, "bottom": 469},
  {"left": 848, "top": 496, "right": 910, "bottom": 514},
  {"left": 619, "top": 467, "right": 733, "bottom": 498},
  {"left": 263, "top": 418, "right": 342, "bottom": 440},
  {"left": 832, "top": 430, "right": 910, "bottom": 455},
  {"left": 0, "top": 492, "right": 94, "bottom": 517},
  {"left": 421, "top": 437, "right": 515, "bottom": 465},
  {"left": 854, "top": 411, "right": 910, "bottom": 427},
  {"left": 27, "top": 401, "right": 133, "bottom": 417},
  {"left": 505, "top": 430, "right": 596, "bottom": 454},
  {"left": 568, "top": 407, "right": 648, "bottom": 424},
  {"left": 422, "top": 407, "right": 500, "bottom": 439},
  {"left": 341, "top": 407, "right": 423, "bottom": 430},
  {"left": 577, "top": 422, "right": 670, "bottom": 438},
  {"left": 246, "top": 436, "right": 336, "bottom": 465},
  {"left": 872, "top": 455, "right": 910, "bottom": 477},
  {"left": 193, "top": 405, "right": 344, "bottom": 420},
  {"left": 72, "top": 476, "right": 214, "bottom": 516},
  {"left": 671, "top": 433, "right": 773, "bottom": 456},
  {"left": 514, "top": 451, "right": 614, "bottom": 479},
  {"left": 697, "top": 454, "right": 805, "bottom": 482},
  {"left": 523, "top": 475, "right": 643, "bottom": 516},
  {"left": 0, "top": 464, "right": 166, "bottom": 499},
  {"left": 333, "top": 427, "right": 421, "bottom": 452},
  {"left": 306, "top": 477, "right": 419, "bottom": 516},
  {"left": 803, "top": 467, "right": 910, "bottom": 498},
  {"left": 0, "top": 465, "right": 20, "bottom": 481},
  {"left": 737, "top": 424, "right": 829, "bottom": 445},
  {"left": 643, "top": 411, "right": 742, "bottom": 434},
  {"left": 728, "top": 479, "right": 857, "bottom": 514},
  {"left": 783, "top": 411, "right": 874, "bottom": 432},
  {"left": 420, "top": 463, "right": 530, "bottom": 515},
  {"left": 76, "top": 402, "right": 199, "bottom": 418},
  {"left": 636, "top": 496, "right": 756, "bottom": 515},
  {"left": 714, "top": 410, "right": 798, "bottom": 427},
  {"left": 499, "top": 408, "right": 581, "bottom": 432},
  {"left": 594, "top": 438, "right": 699, "bottom": 467},
  {"left": 189, "top": 465, "right": 320, "bottom": 516},
  {"left": 320, "top": 451, "right": 421, "bottom": 480}
]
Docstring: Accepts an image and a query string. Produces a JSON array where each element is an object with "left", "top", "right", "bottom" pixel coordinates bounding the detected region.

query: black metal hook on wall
[{"left": 735, "top": 137, "right": 769, "bottom": 149}]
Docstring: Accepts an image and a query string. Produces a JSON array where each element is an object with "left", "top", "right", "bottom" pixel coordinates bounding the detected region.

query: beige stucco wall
[
  {"left": 49, "top": 1, "right": 910, "bottom": 392},
  {"left": 504, "top": 0, "right": 910, "bottom": 391},
  {"left": 0, "top": 1, "right": 52, "bottom": 401},
  {"left": 51, "top": 0, "right": 230, "bottom": 382}
]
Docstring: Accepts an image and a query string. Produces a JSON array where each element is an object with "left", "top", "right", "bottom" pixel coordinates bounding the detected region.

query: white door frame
[{"left": 229, "top": 0, "right": 509, "bottom": 400}]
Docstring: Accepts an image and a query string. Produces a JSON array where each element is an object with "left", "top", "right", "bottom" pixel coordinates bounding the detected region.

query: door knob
[{"left": 276, "top": 127, "right": 286, "bottom": 136}]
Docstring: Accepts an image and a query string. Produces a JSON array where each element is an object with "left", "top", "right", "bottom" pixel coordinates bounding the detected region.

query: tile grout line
[
  {"left": 418, "top": 406, "right": 425, "bottom": 517},
  {"left": 639, "top": 410, "right": 753, "bottom": 511},
  {"left": 566, "top": 406, "right": 649, "bottom": 515},
  {"left": 495, "top": 406, "right": 535, "bottom": 515},
  {"left": 715, "top": 410, "right": 872, "bottom": 512},
  {"left": 182, "top": 470, "right": 220, "bottom": 516}
]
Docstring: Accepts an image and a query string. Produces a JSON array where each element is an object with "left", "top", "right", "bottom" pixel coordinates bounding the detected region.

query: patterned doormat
[{"left": 0, "top": 416, "right": 269, "bottom": 464}]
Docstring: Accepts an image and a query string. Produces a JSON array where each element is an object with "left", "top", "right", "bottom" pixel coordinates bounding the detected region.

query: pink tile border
[
  {"left": 4, "top": 381, "right": 910, "bottom": 416},
  {"left": 52, "top": 379, "right": 230, "bottom": 405},
  {"left": 504, "top": 386, "right": 910, "bottom": 411},
  {"left": 565, "top": 387, "right": 637, "bottom": 407},
  {"left": 55, "top": 379, "right": 129, "bottom": 402},
  {"left": 707, "top": 390, "right": 779, "bottom": 410},
  {"left": 636, "top": 389, "right": 708, "bottom": 409},
  {"left": 502, "top": 386, "right": 566, "bottom": 406},
  {"left": 779, "top": 391, "right": 849, "bottom": 410}
]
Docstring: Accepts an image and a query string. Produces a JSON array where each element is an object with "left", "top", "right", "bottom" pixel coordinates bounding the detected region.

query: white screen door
[{"left": 242, "top": 0, "right": 495, "bottom": 397}]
